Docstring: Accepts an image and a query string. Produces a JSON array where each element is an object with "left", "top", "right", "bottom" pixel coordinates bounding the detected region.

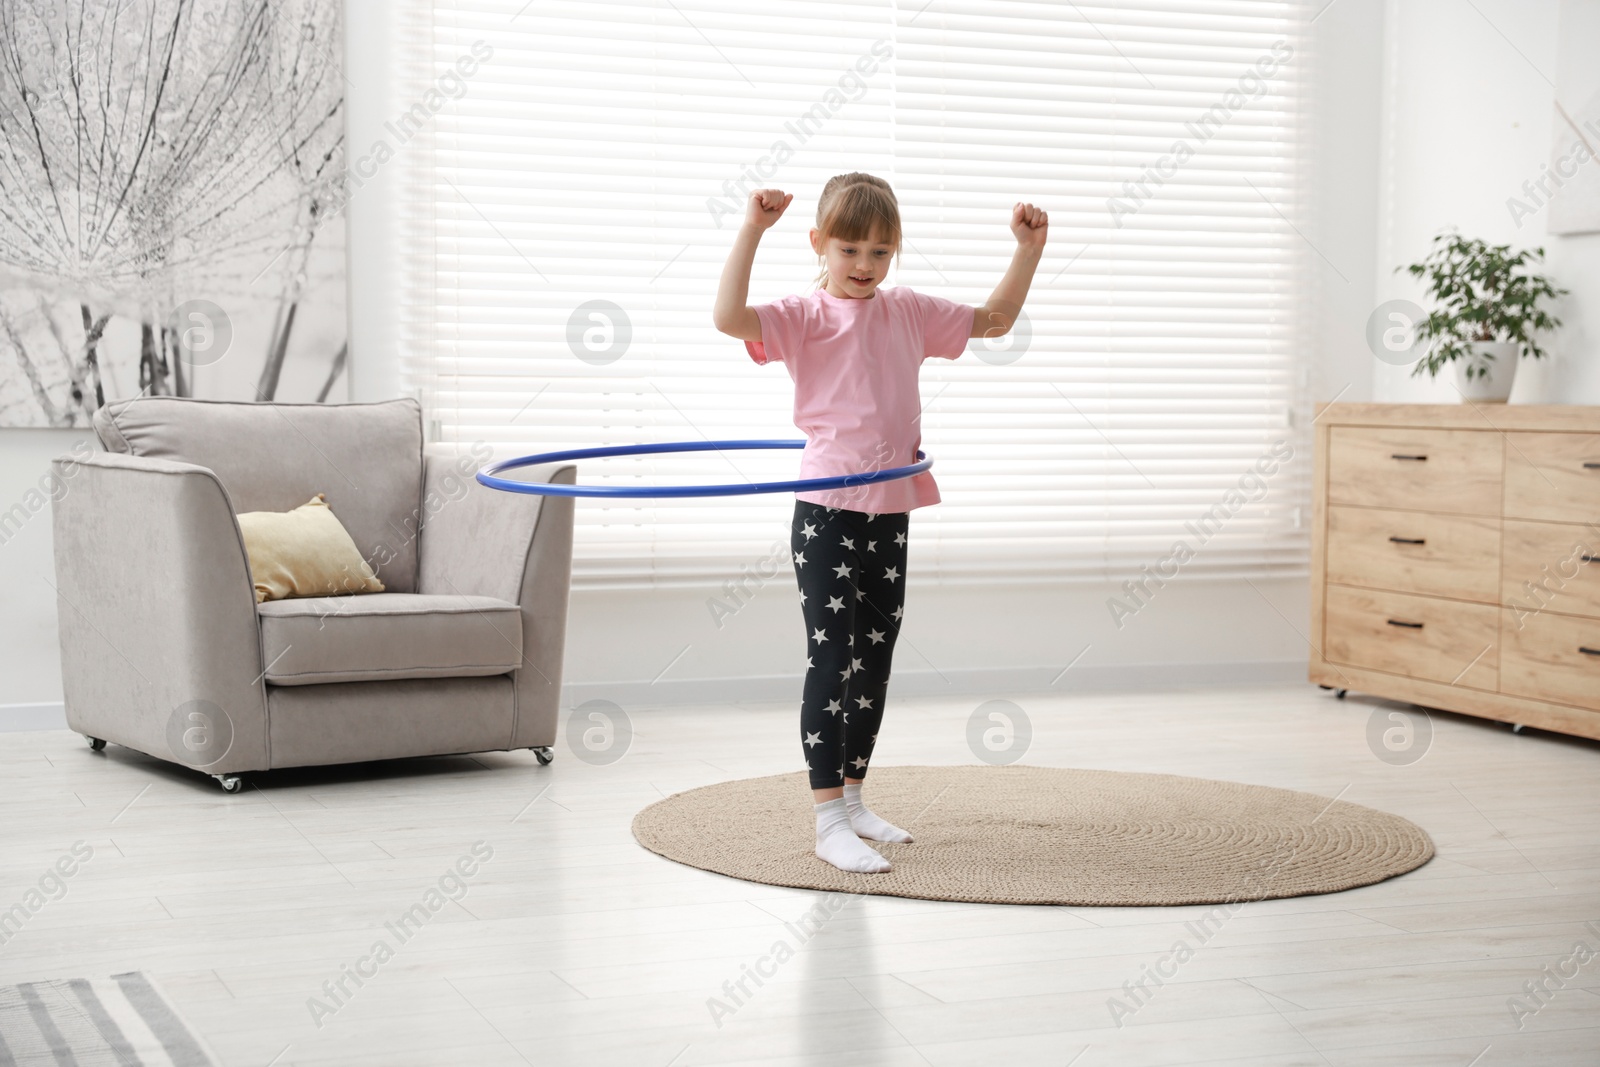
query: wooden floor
[{"left": 1, "top": 684, "right": 1597, "bottom": 1066}]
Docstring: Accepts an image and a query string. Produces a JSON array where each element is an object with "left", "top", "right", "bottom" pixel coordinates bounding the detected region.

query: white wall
[
  {"left": 344, "top": 0, "right": 404, "bottom": 408},
  {"left": 1374, "top": 0, "right": 1600, "bottom": 404},
  {"left": 2, "top": 1, "right": 1390, "bottom": 721},
  {"left": 1308, "top": 0, "right": 1388, "bottom": 408},
  {"left": 0, "top": 427, "right": 95, "bottom": 711}
]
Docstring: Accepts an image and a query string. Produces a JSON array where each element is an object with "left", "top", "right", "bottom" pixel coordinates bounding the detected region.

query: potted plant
[{"left": 1398, "top": 231, "right": 1566, "bottom": 402}]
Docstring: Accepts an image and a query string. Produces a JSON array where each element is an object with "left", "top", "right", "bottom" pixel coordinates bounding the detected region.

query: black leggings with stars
[{"left": 790, "top": 499, "right": 911, "bottom": 791}]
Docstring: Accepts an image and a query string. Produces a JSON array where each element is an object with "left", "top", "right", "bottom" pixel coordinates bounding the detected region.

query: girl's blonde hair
[{"left": 812, "top": 172, "right": 902, "bottom": 288}]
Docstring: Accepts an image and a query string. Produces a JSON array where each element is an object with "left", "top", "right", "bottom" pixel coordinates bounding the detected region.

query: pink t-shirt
[{"left": 745, "top": 285, "right": 974, "bottom": 513}]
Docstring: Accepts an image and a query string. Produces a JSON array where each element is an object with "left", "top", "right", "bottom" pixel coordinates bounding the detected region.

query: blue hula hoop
[{"left": 476, "top": 439, "right": 932, "bottom": 499}]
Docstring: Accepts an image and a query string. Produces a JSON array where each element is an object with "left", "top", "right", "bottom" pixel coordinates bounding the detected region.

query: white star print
[
  {"left": 892, "top": 605, "right": 904, "bottom": 622},
  {"left": 807, "top": 655, "right": 814, "bottom": 668},
  {"left": 856, "top": 695, "right": 873, "bottom": 709},
  {"left": 851, "top": 756, "right": 869, "bottom": 769},
  {"left": 894, "top": 531, "right": 907, "bottom": 547},
  {"left": 832, "top": 562, "right": 852, "bottom": 580},
  {"left": 798, "top": 589, "right": 806, "bottom": 605},
  {"left": 794, "top": 550, "right": 807, "bottom": 566},
  {"left": 839, "top": 664, "right": 852, "bottom": 680},
  {"left": 855, "top": 588, "right": 867, "bottom": 600},
  {"left": 840, "top": 535, "right": 855, "bottom": 551},
  {"left": 867, "top": 628, "right": 886, "bottom": 644},
  {"left": 841, "top": 711, "right": 849, "bottom": 723},
  {"left": 804, "top": 731, "right": 822, "bottom": 748},
  {"left": 800, "top": 521, "right": 817, "bottom": 540},
  {"left": 850, "top": 657, "right": 863, "bottom": 674},
  {"left": 883, "top": 566, "right": 901, "bottom": 582},
  {"left": 870, "top": 732, "right": 879, "bottom": 745},
  {"left": 826, "top": 595, "right": 845, "bottom": 614},
  {"left": 866, "top": 540, "right": 877, "bottom": 552},
  {"left": 866, "top": 513, "right": 877, "bottom": 521},
  {"left": 812, "top": 627, "right": 828, "bottom": 643},
  {"left": 825, "top": 698, "right": 842, "bottom": 714}
]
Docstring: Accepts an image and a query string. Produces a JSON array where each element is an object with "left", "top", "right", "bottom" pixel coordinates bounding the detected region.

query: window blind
[{"left": 396, "top": 0, "right": 1312, "bottom": 590}]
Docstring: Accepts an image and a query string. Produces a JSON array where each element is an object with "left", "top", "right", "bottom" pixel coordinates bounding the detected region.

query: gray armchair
[{"left": 49, "top": 395, "right": 575, "bottom": 791}]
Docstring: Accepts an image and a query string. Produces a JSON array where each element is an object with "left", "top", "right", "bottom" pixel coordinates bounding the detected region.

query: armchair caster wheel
[
  {"left": 531, "top": 746, "right": 554, "bottom": 766},
  {"left": 1335, "top": 689, "right": 1348, "bottom": 700},
  {"left": 213, "top": 774, "right": 244, "bottom": 793},
  {"left": 86, "top": 736, "right": 106, "bottom": 751}
]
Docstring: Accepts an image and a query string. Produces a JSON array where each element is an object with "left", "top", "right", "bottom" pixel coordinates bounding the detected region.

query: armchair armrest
[
  {"left": 49, "top": 451, "right": 269, "bottom": 773},
  {"left": 417, "top": 444, "right": 576, "bottom": 749}
]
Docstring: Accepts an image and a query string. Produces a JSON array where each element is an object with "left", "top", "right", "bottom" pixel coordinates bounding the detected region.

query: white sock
[
  {"left": 843, "top": 783, "right": 914, "bottom": 843},
  {"left": 814, "top": 797, "right": 890, "bottom": 873}
]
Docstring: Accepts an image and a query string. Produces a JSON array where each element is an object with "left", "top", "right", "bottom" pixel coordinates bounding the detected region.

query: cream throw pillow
[{"left": 235, "top": 493, "right": 385, "bottom": 604}]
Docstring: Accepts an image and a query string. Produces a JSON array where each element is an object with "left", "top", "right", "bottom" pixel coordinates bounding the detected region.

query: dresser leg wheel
[
  {"left": 1335, "top": 689, "right": 1348, "bottom": 700},
  {"left": 1511, "top": 723, "right": 1526, "bottom": 734}
]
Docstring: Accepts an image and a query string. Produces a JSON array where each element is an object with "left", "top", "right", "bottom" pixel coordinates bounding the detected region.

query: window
[{"left": 398, "top": 0, "right": 1310, "bottom": 589}]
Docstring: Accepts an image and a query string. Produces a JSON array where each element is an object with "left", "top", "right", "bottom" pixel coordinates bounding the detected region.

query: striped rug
[{"left": 0, "top": 973, "right": 217, "bottom": 1066}]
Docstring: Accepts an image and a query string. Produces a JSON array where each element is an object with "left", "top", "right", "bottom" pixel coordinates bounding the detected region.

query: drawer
[
  {"left": 1326, "top": 506, "right": 1499, "bottom": 603},
  {"left": 1324, "top": 585, "right": 1498, "bottom": 690},
  {"left": 1328, "top": 427, "right": 1501, "bottom": 515},
  {"left": 1503, "top": 432, "right": 1600, "bottom": 523},
  {"left": 1501, "top": 608, "right": 1600, "bottom": 712},
  {"left": 1501, "top": 520, "right": 1600, "bottom": 621}
]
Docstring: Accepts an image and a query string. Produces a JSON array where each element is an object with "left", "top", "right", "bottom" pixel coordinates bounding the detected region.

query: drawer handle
[
  {"left": 1581, "top": 647, "right": 1600, "bottom": 657},
  {"left": 1584, "top": 462, "right": 1600, "bottom": 470},
  {"left": 1583, "top": 554, "right": 1600, "bottom": 564},
  {"left": 1386, "top": 619, "right": 1425, "bottom": 629},
  {"left": 1390, "top": 454, "right": 1428, "bottom": 461},
  {"left": 1388, "top": 536, "right": 1427, "bottom": 545}
]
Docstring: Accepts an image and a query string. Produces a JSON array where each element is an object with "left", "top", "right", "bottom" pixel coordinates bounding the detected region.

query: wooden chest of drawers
[{"left": 1311, "top": 404, "right": 1600, "bottom": 741}]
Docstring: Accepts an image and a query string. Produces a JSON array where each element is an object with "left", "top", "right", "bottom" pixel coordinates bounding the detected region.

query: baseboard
[
  {"left": 2, "top": 662, "right": 1308, "bottom": 731},
  {"left": 0, "top": 702, "right": 69, "bottom": 732},
  {"left": 561, "top": 660, "right": 1309, "bottom": 709}
]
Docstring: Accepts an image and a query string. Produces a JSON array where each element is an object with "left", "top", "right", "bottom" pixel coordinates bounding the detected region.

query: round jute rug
[{"left": 630, "top": 765, "right": 1434, "bottom": 906}]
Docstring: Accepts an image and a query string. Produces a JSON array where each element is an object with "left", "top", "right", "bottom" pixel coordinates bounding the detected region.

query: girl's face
[{"left": 809, "top": 227, "right": 897, "bottom": 299}]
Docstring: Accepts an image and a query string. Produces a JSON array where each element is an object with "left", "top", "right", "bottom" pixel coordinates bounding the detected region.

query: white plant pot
[{"left": 1455, "top": 341, "right": 1519, "bottom": 403}]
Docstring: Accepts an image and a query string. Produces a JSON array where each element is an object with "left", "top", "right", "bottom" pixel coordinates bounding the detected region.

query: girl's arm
[
  {"left": 714, "top": 188, "right": 794, "bottom": 343},
  {"left": 971, "top": 201, "right": 1048, "bottom": 339}
]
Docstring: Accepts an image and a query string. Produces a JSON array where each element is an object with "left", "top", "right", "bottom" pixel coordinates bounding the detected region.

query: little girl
[{"left": 713, "top": 172, "right": 1047, "bottom": 874}]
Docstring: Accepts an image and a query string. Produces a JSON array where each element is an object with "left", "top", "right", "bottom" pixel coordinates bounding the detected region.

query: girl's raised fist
[
  {"left": 747, "top": 189, "right": 794, "bottom": 230},
  {"left": 1011, "top": 202, "right": 1048, "bottom": 249}
]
